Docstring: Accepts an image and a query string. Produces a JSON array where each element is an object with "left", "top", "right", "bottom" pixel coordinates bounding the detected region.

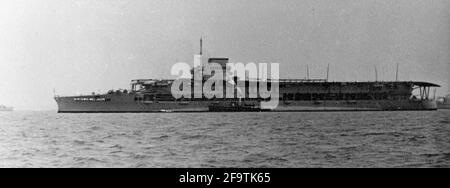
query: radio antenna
[
  {"left": 374, "top": 66, "right": 378, "bottom": 82},
  {"left": 395, "top": 63, "right": 399, "bottom": 81},
  {"left": 326, "top": 64, "right": 330, "bottom": 82},
  {"left": 199, "top": 37, "right": 203, "bottom": 56},
  {"left": 307, "top": 65, "right": 310, "bottom": 80}
]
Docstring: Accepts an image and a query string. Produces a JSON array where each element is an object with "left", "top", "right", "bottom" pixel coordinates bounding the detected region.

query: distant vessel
[
  {"left": 0, "top": 105, "right": 13, "bottom": 112},
  {"left": 55, "top": 40, "right": 441, "bottom": 113},
  {"left": 437, "top": 95, "right": 450, "bottom": 109}
]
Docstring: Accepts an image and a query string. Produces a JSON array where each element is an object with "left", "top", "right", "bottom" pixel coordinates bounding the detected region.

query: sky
[{"left": 0, "top": 0, "right": 449, "bottom": 110}]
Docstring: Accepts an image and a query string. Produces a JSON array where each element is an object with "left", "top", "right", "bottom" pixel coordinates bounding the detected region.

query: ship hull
[{"left": 55, "top": 95, "right": 438, "bottom": 113}]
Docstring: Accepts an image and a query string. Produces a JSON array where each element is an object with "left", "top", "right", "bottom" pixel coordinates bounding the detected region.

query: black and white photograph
[{"left": 0, "top": 0, "right": 449, "bottom": 174}]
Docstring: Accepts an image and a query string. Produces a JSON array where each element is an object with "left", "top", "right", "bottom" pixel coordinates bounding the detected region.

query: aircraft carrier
[
  {"left": 54, "top": 78, "right": 440, "bottom": 113},
  {"left": 55, "top": 41, "right": 441, "bottom": 113}
]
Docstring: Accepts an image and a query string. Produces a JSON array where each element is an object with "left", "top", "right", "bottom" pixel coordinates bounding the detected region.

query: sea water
[{"left": 0, "top": 110, "right": 449, "bottom": 167}]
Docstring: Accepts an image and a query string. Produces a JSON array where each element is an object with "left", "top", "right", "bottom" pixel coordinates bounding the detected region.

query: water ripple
[{"left": 0, "top": 110, "right": 449, "bottom": 167}]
